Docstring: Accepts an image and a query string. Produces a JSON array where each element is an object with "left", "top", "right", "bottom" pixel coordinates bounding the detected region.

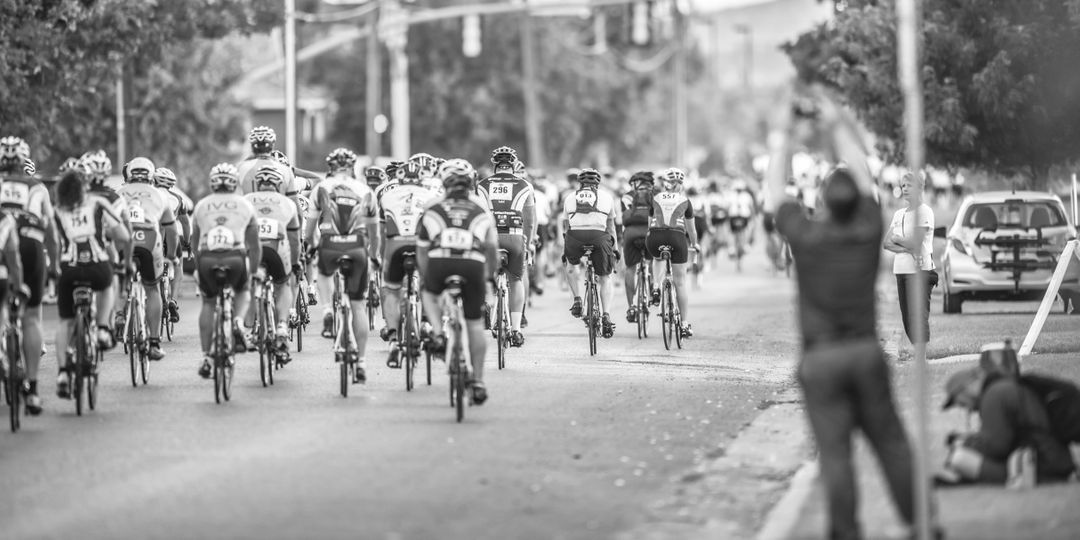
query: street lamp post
[
  {"left": 366, "top": 4, "right": 382, "bottom": 163},
  {"left": 285, "top": 0, "right": 299, "bottom": 160}
]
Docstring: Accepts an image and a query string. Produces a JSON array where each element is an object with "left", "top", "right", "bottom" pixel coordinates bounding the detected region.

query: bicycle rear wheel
[
  {"left": 587, "top": 279, "right": 599, "bottom": 357},
  {"left": 339, "top": 355, "right": 349, "bottom": 398},
  {"left": 7, "top": 344, "right": 19, "bottom": 432},
  {"left": 662, "top": 281, "right": 674, "bottom": 351},
  {"left": 452, "top": 353, "right": 466, "bottom": 423},
  {"left": 673, "top": 308, "right": 683, "bottom": 350},
  {"left": 222, "top": 356, "right": 234, "bottom": 401},
  {"left": 496, "top": 292, "right": 506, "bottom": 370},
  {"left": 635, "top": 270, "right": 648, "bottom": 339},
  {"left": 139, "top": 346, "right": 149, "bottom": 385},
  {"left": 74, "top": 315, "right": 88, "bottom": 415},
  {"left": 294, "top": 291, "right": 305, "bottom": 352},
  {"left": 88, "top": 350, "right": 101, "bottom": 411},
  {"left": 214, "top": 360, "right": 224, "bottom": 404}
]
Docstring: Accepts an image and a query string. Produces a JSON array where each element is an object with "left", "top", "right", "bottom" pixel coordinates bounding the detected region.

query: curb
[{"left": 755, "top": 460, "right": 818, "bottom": 540}]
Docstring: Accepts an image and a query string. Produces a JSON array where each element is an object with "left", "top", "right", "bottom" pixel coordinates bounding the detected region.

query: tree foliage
[
  {"left": 0, "top": 0, "right": 281, "bottom": 179},
  {"left": 786, "top": 0, "right": 1080, "bottom": 184}
]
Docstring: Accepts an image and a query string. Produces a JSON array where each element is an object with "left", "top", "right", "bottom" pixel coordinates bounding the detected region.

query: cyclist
[
  {"left": 560, "top": 167, "right": 618, "bottom": 338},
  {"left": 0, "top": 201, "right": 24, "bottom": 385},
  {"left": 237, "top": 127, "right": 302, "bottom": 219},
  {"left": 52, "top": 171, "right": 132, "bottom": 399},
  {"left": 376, "top": 160, "right": 405, "bottom": 205},
  {"left": 378, "top": 161, "right": 437, "bottom": 367},
  {"left": 619, "top": 171, "right": 657, "bottom": 322},
  {"left": 476, "top": 146, "right": 536, "bottom": 347},
  {"left": 153, "top": 167, "right": 191, "bottom": 324},
  {"left": 0, "top": 136, "right": 59, "bottom": 415},
  {"left": 417, "top": 159, "right": 498, "bottom": 405},
  {"left": 364, "top": 165, "right": 388, "bottom": 193},
  {"left": 244, "top": 165, "right": 301, "bottom": 364},
  {"left": 80, "top": 150, "right": 132, "bottom": 319},
  {"left": 727, "top": 179, "right": 757, "bottom": 259},
  {"left": 116, "top": 157, "right": 179, "bottom": 361},
  {"left": 304, "top": 148, "right": 377, "bottom": 384},
  {"left": 192, "top": 164, "right": 261, "bottom": 379},
  {"left": 646, "top": 168, "right": 699, "bottom": 338},
  {"left": 271, "top": 149, "right": 321, "bottom": 195}
]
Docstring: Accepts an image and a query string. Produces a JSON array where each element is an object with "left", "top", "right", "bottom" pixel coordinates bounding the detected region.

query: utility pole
[
  {"left": 671, "top": 6, "right": 687, "bottom": 169},
  {"left": 365, "top": 3, "right": 382, "bottom": 163},
  {"left": 115, "top": 70, "right": 126, "bottom": 169},
  {"left": 520, "top": 10, "right": 545, "bottom": 168},
  {"left": 381, "top": 0, "right": 410, "bottom": 158},
  {"left": 285, "top": 0, "right": 299, "bottom": 160},
  {"left": 734, "top": 23, "right": 752, "bottom": 96}
]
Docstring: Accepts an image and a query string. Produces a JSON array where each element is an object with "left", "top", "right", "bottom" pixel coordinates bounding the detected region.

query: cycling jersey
[
  {"left": 477, "top": 172, "right": 534, "bottom": 237},
  {"left": 0, "top": 214, "right": 17, "bottom": 281},
  {"left": 237, "top": 156, "right": 297, "bottom": 197},
  {"left": 0, "top": 173, "right": 52, "bottom": 242},
  {"left": 54, "top": 195, "right": 123, "bottom": 266},
  {"left": 311, "top": 173, "right": 377, "bottom": 240},
  {"left": 375, "top": 180, "right": 401, "bottom": 207},
  {"left": 192, "top": 193, "right": 257, "bottom": 253},
  {"left": 245, "top": 191, "right": 300, "bottom": 283},
  {"left": 649, "top": 191, "right": 693, "bottom": 230},
  {"left": 381, "top": 183, "right": 436, "bottom": 238},
  {"left": 729, "top": 190, "right": 756, "bottom": 218},
  {"left": 418, "top": 194, "right": 494, "bottom": 264},
  {"left": 88, "top": 183, "right": 129, "bottom": 224},
  {"left": 562, "top": 186, "right": 616, "bottom": 232}
]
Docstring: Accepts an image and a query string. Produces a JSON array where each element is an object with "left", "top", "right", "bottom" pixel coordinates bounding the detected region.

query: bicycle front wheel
[{"left": 662, "top": 281, "right": 674, "bottom": 351}]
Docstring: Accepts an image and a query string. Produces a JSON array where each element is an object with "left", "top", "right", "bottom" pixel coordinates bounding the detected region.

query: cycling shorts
[
  {"left": 18, "top": 236, "right": 46, "bottom": 308},
  {"left": 422, "top": 258, "right": 486, "bottom": 320},
  {"left": 196, "top": 250, "right": 249, "bottom": 299},
  {"left": 382, "top": 236, "right": 418, "bottom": 287},
  {"left": 497, "top": 234, "right": 526, "bottom": 282},
  {"left": 317, "top": 236, "right": 368, "bottom": 301},
  {"left": 563, "top": 229, "right": 615, "bottom": 277},
  {"left": 57, "top": 261, "right": 112, "bottom": 318},
  {"left": 132, "top": 246, "right": 164, "bottom": 285},
  {"left": 260, "top": 245, "right": 291, "bottom": 285},
  {"left": 729, "top": 216, "right": 750, "bottom": 233},
  {"left": 622, "top": 225, "right": 651, "bottom": 267},
  {"left": 646, "top": 227, "right": 690, "bottom": 264}
]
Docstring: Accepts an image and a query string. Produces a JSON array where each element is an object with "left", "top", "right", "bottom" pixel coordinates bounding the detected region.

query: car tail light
[{"left": 950, "top": 237, "right": 969, "bottom": 255}]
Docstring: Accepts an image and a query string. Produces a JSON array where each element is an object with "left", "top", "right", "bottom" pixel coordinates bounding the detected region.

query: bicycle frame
[
  {"left": 210, "top": 273, "right": 235, "bottom": 404},
  {"left": 71, "top": 286, "right": 99, "bottom": 415},
  {"left": 581, "top": 246, "right": 600, "bottom": 356},
  {"left": 332, "top": 262, "right": 359, "bottom": 398},
  {"left": 126, "top": 270, "right": 150, "bottom": 386},
  {"left": 493, "top": 250, "right": 510, "bottom": 369},
  {"left": 634, "top": 258, "right": 651, "bottom": 339},
  {"left": 658, "top": 247, "right": 683, "bottom": 351},
  {"left": 441, "top": 276, "right": 471, "bottom": 422},
  {"left": 253, "top": 269, "right": 278, "bottom": 387}
]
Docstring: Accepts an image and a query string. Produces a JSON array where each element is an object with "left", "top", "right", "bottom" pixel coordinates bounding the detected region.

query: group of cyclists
[{"left": 0, "top": 125, "right": 768, "bottom": 417}]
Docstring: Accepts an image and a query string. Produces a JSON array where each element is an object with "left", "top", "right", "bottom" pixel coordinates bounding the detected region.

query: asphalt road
[{"left": 1, "top": 251, "right": 800, "bottom": 540}]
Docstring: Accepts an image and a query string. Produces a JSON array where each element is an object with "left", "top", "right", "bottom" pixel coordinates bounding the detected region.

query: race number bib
[
  {"left": 66, "top": 207, "right": 96, "bottom": 239},
  {"left": 575, "top": 190, "right": 598, "bottom": 210},
  {"left": 438, "top": 228, "right": 473, "bottom": 250},
  {"left": 489, "top": 182, "right": 514, "bottom": 202},
  {"left": 128, "top": 204, "right": 147, "bottom": 224},
  {"left": 206, "top": 226, "right": 236, "bottom": 251},
  {"left": 398, "top": 215, "right": 417, "bottom": 236},
  {"left": 257, "top": 218, "right": 280, "bottom": 240},
  {"left": 0, "top": 182, "right": 29, "bottom": 206}
]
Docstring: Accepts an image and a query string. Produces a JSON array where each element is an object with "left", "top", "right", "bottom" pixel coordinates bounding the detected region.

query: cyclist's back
[
  {"left": 238, "top": 155, "right": 296, "bottom": 197},
  {"left": 0, "top": 166, "right": 53, "bottom": 308}
]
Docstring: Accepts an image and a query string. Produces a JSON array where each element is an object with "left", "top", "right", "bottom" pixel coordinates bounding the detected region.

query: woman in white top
[{"left": 884, "top": 171, "right": 936, "bottom": 344}]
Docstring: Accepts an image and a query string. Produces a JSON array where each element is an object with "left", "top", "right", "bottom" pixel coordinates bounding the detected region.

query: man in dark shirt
[{"left": 765, "top": 88, "right": 932, "bottom": 540}]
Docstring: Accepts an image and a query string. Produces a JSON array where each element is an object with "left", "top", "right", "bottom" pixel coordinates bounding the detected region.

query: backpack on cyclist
[{"left": 622, "top": 186, "right": 653, "bottom": 227}]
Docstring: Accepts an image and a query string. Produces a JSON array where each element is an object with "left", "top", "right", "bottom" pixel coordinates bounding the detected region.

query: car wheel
[{"left": 943, "top": 287, "right": 962, "bottom": 314}]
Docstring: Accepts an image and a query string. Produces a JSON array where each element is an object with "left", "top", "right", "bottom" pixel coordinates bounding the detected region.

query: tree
[
  {"left": 0, "top": 0, "right": 281, "bottom": 182},
  {"left": 785, "top": 0, "right": 1080, "bottom": 186}
]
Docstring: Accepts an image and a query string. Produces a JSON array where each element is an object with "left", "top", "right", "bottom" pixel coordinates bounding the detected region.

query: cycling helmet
[
  {"left": 409, "top": 152, "right": 438, "bottom": 171},
  {"left": 386, "top": 160, "right": 407, "bottom": 180},
  {"left": 209, "top": 163, "right": 240, "bottom": 192},
  {"left": 270, "top": 150, "right": 291, "bottom": 168},
  {"left": 0, "top": 136, "right": 29, "bottom": 173},
  {"left": 364, "top": 166, "right": 388, "bottom": 185},
  {"left": 249, "top": 126, "right": 276, "bottom": 153},
  {"left": 661, "top": 167, "right": 686, "bottom": 185},
  {"left": 400, "top": 161, "right": 423, "bottom": 185},
  {"left": 253, "top": 165, "right": 285, "bottom": 191},
  {"left": 326, "top": 147, "right": 357, "bottom": 173},
  {"left": 153, "top": 167, "right": 178, "bottom": 189},
  {"left": 439, "top": 158, "right": 476, "bottom": 191},
  {"left": 80, "top": 150, "right": 112, "bottom": 183},
  {"left": 577, "top": 167, "right": 602, "bottom": 185},
  {"left": 490, "top": 146, "right": 517, "bottom": 166},
  {"left": 630, "top": 171, "right": 654, "bottom": 188},
  {"left": 59, "top": 157, "right": 81, "bottom": 175},
  {"left": 127, "top": 157, "right": 155, "bottom": 183},
  {"left": 23, "top": 158, "right": 36, "bottom": 176}
]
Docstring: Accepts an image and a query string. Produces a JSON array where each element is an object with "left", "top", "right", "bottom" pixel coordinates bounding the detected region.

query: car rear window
[{"left": 963, "top": 201, "right": 1066, "bottom": 229}]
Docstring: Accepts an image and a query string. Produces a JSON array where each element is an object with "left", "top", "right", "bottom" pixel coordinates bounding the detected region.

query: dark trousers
[
  {"left": 896, "top": 273, "right": 931, "bottom": 344},
  {"left": 798, "top": 338, "right": 916, "bottom": 540}
]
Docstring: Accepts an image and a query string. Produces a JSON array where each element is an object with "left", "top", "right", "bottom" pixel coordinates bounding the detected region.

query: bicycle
[
  {"left": 397, "top": 251, "right": 428, "bottom": 391},
  {"left": 331, "top": 256, "right": 361, "bottom": 397},
  {"left": 580, "top": 245, "right": 602, "bottom": 356},
  {"left": 252, "top": 267, "right": 280, "bottom": 388},
  {"left": 491, "top": 249, "right": 511, "bottom": 370},
  {"left": 2, "top": 295, "right": 26, "bottom": 432},
  {"left": 632, "top": 245, "right": 653, "bottom": 340},
  {"left": 67, "top": 285, "right": 102, "bottom": 416},
  {"left": 159, "top": 261, "right": 175, "bottom": 342},
  {"left": 291, "top": 262, "right": 313, "bottom": 352},
  {"left": 440, "top": 275, "right": 472, "bottom": 422},
  {"left": 657, "top": 245, "right": 691, "bottom": 351},
  {"left": 124, "top": 270, "right": 150, "bottom": 387},
  {"left": 730, "top": 216, "right": 749, "bottom": 273},
  {"left": 208, "top": 266, "right": 237, "bottom": 404}
]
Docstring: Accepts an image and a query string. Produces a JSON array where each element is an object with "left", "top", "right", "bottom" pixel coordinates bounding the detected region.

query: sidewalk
[{"left": 763, "top": 282, "right": 1080, "bottom": 540}]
